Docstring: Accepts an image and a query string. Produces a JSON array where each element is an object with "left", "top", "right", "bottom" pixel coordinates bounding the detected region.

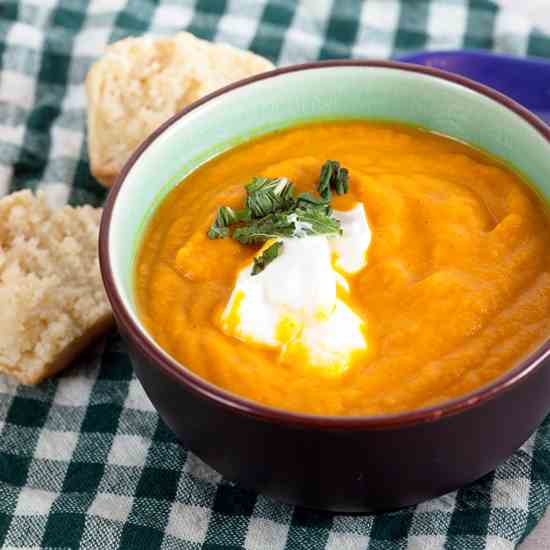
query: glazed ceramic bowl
[{"left": 99, "top": 61, "right": 550, "bottom": 512}]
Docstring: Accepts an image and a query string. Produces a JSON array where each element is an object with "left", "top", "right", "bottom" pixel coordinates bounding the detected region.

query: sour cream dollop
[{"left": 221, "top": 204, "right": 371, "bottom": 374}]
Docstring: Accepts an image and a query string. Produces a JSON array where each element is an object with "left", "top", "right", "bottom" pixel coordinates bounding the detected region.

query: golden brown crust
[{"left": 0, "top": 314, "right": 115, "bottom": 385}]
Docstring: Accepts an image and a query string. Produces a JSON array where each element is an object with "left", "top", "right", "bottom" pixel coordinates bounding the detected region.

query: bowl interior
[{"left": 107, "top": 62, "right": 550, "bottom": 393}]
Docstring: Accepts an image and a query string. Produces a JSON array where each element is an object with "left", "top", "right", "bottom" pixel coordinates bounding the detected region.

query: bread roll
[
  {"left": 86, "top": 32, "right": 274, "bottom": 187},
  {"left": 0, "top": 191, "right": 113, "bottom": 384}
]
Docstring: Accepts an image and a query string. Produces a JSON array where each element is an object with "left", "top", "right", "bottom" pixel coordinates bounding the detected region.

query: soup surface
[{"left": 135, "top": 121, "right": 550, "bottom": 416}]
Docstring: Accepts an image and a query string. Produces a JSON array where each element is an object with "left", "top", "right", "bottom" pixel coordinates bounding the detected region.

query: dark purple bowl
[{"left": 99, "top": 60, "right": 550, "bottom": 512}]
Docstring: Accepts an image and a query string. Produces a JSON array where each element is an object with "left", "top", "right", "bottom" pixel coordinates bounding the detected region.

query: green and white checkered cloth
[{"left": 1, "top": 1, "right": 550, "bottom": 548}]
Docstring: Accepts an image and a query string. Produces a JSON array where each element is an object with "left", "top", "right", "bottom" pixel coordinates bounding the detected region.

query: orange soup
[{"left": 135, "top": 121, "right": 550, "bottom": 416}]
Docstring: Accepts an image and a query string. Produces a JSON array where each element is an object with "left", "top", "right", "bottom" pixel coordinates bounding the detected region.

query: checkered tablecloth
[{"left": 1, "top": 1, "right": 550, "bottom": 548}]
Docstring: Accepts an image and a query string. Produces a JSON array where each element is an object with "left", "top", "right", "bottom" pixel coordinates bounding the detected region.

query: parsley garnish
[
  {"left": 207, "top": 206, "right": 251, "bottom": 239},
  {"left": 245, "top": 177, "right": 295, "bottom": 217},
  {"left": 207, "top": 161, "right": 349, "bottom": 274},
  {"left": 319, "top": 160, "right": 349, "bottom": 201},
  {"left": 233, "top": 208, "right": 341, "bottom": 245},
  {"left": 252, "top": 241, "right": 283, "bottom": 275}
]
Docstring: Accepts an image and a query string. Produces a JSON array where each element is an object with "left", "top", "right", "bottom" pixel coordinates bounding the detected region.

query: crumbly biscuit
[
  {"left": 0, "top": 191, "right": 113, "bottom": 384},
  {"left": 86, "top": 32, "right": 274, "bottom": 187}
]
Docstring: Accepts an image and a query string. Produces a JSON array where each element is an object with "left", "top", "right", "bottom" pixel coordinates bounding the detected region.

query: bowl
[{"left": 99, "top": 60, "right": 550, "bottom": 512}]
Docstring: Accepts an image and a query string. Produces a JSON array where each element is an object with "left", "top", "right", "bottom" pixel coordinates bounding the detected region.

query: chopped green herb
[
  {"left": 206, "top": 160, "right": 349, "bottom": 272},
  {"left": 318, "top": 160, "right": 349, "bottom": 200},
  {"left": 295, "top": 192, "right": 330, "bottom": 212},
  {"left": 252, "top": 241, "right": 283, "bottom": 275},
  {"left": 318, "top": 161, "right": 334, "bottom": 201},
  {"left": 246, "top": 177, "right": 295, "bottom": 217},
  {"left": 233, "top": 212, "right": 296, "bottom": 244},
  {"left": 207, "top": 206, "right": 251, "bottom": 239},
  {"left": 290, "top": 208, "right": 341, "bottom": 237},
  {"left": 233, "top": 208, "right": 341, "bottom": 245},
  {"left": 335, "top": 166, "right": 349, "bottom": 195}
]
